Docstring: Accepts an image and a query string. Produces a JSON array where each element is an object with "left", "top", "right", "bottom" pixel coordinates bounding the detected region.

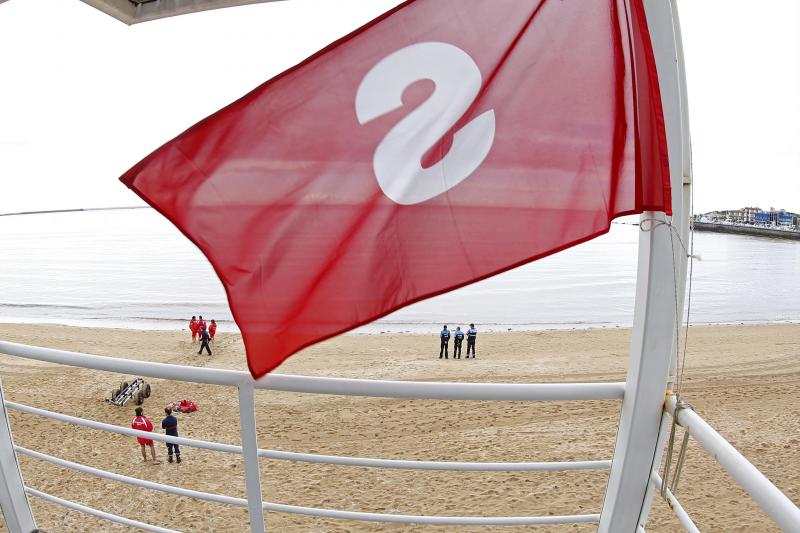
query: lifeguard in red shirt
[
  {"left": 189, "top": 316, "right": 198, "bottom": 342},
  {"left": 209, "top": 320, "right": 217, "bottom": 341},
  {"left": 132, "top": 407, "right": 159, "bottom": 464},
  {"left": 197, "top": 316, "right": 207, "bottom": 333}
]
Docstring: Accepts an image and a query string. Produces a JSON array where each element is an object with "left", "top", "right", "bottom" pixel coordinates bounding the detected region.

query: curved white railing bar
[
  {"left": 6, "top": 400, "right": 611, "bottom": 473},
  {"left": 667, "top": 397, "right": 800, "bottom": 532},
  {"left": 25, "top": 487, "right": 181, "bottom": 533},
  {"left": 0, "top": 340, "right": 621, "bottom": 531},
  {"left": 0, "top": 341, "right": 625, "bottom": 400},
  {"left": 260, "top": 501, "right": 601, "bottom": 526},
  {"left": 15, "top": 446, "right": 249, "bottom": 508},
  {"left": 5, "top": 401, "right": 243, "bottom": 454},
  {"left": 257, "top": 448, "right": 611, "bottom": 472},
  {"left": 17, "top": 444, "right": 603, "bottom": 527},
  {"left": 648, "top": 471, "right": 699, "bottom": 533}
]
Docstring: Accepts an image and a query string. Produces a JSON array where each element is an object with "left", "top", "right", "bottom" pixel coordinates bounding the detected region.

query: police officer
[
  {"left": 466, "top": 323, "right": 477, "bottom": 358},
  {"left": 453, "top": 326, "right": 464, "bottom": 359},
  {"left": 439, "top": 325, "right": 451, "bottom": 359}
]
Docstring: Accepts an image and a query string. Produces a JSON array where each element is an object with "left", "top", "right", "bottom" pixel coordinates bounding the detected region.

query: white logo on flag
[{"left": 356, "top": 42, "right": 495, "bottom": 205}]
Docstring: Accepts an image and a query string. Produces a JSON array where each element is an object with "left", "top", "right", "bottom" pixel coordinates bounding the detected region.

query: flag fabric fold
[{"left": 121, "top": 0, "right": 671, "bottom": 378}]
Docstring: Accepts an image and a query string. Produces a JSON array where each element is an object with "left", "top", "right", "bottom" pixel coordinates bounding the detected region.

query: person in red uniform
[
  {"left": 132, "top": 407, "right": 160, "bottom": 464},
  {"left": 189, "top": 316, "right": 198, "bottom": 342},
  {"left": 209, "top": 320, "right": 217, "bottom": 342},
  {"left": 197, "top": 315, "right": 207, "bottom": 333}
]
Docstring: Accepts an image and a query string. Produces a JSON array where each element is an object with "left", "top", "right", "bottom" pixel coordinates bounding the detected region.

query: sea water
[{"left": 1, "top": 209, "right": 798, "bottom": 334}]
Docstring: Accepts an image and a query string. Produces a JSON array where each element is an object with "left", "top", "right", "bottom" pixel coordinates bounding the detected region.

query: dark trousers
[
  {"left": 467, "top": 340, "right": 476, "bottom": 356},
  {"left": 439, "top": 340, "right": 449, "bottom": 358},
  {"left": 453, "top": 341, "right": 462, "bottom": 358},
  {"left": 167, "top": 441, "right": 181, "bottom": 457},
  {"left": 198, "top": 341, "right": 212, "bottom": 355}
]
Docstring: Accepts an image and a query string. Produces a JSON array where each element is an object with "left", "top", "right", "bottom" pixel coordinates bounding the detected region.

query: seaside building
[{"left": 697, "top": 207, "right": 799, "bottom": 227}]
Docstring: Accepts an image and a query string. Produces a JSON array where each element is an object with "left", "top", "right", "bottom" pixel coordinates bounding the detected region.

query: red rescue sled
[{"left": 167, "top": 399, "right": 198, "bottom": 413}]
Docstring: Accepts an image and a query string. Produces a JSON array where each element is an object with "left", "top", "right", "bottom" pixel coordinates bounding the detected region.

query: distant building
[{"left": 696, "top": 207, "right": 799, "bottom": 227}]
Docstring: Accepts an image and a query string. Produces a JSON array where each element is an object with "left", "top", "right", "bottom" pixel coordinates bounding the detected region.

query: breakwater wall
[{"left": 693, "top": 221, "right": 800, "bottom": 241}]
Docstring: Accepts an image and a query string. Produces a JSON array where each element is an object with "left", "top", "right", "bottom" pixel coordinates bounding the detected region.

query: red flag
[{"left": 121, "top": 0, "right": 670, "bottom": 378}]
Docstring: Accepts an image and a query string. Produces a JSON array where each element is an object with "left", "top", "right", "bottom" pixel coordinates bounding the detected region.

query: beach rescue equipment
[
  {"left": 109, "top": 377, "right": 151, "bottom": 406},
  {"left": 166, "top": 399, "right": 198, "bottom": 413}
]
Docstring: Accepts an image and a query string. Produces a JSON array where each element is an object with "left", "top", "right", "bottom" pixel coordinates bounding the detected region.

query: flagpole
[
  {"left": 598, "top": 0, "right": 690, "bottom": 530},
  {"left": 637, "top": 0, "right": 694, "bottom": 527}
]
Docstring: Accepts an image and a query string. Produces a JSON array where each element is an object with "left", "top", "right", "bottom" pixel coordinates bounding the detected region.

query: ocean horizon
[{"left": 1, "top": 209, "right": 799, "bottom": 335}]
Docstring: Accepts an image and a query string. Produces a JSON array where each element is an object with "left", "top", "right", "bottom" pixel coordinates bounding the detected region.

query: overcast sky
[{"left": 1, "top": 0, "right": 798, "bottom": 215}]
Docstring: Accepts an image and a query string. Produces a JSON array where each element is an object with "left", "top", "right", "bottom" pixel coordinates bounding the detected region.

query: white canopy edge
[{"left": 79, "top": 0, "right": 284, "bottom": 25}]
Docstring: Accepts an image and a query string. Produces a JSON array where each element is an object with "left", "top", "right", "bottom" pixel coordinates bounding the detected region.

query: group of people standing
[
  {"left": 189, "top": 315, "right": 216, "bottom": 356},
  {"left": 439, "top": 324, "right": 477, "bottom": 359},
  {"left": 131, "top": 406, "right": 181, "bottom": 464}
]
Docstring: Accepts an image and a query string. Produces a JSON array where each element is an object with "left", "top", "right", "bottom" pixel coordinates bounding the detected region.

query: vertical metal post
[
  {"left": 238, "top": 385, "right": 266, "bottom": 533},
  {"left": 636, "top": 410, "right": 672, "bottom": 527},
  {"left": 599, "top": 213, "right": 679, "bottom": 532},
  {"left": 600, "top": 0, "right": 689, "bottom": 530},
  {"left": 0, "top": 378, "right": 37, "bottom": 533}
]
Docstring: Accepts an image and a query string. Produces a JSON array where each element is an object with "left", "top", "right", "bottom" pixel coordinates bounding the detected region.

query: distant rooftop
[{"left": 79, "top": 0, "right": 283, "bottom": 25}]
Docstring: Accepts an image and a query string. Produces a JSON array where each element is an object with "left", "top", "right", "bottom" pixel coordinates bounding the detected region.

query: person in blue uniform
[
  {"left": 453, "top": 326, "right": 464, "bottom": 358},
  {"left": 439, "top": 325, "right": 450, "bottom": 359},
  {"left": 466, "top": 324, "right": 477, "bottom": 358},
  {"left": 161, "top": 408, "right": 181, "bottom": 463}
]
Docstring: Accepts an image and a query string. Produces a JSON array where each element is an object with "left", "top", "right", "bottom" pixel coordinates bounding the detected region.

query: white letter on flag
[{"left": 355, "top": 41, "right": 496, "bottom": 205}]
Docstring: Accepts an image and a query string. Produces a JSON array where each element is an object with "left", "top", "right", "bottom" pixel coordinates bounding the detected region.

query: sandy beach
[{"left": 0, "top": 322, "right": 798, "bottom": 532}]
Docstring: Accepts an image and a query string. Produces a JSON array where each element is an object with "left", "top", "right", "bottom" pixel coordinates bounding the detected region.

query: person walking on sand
[
  {"left": 453, "top": 326, "right": 464, "bottom": 359},
  {"left": 162, "top": 408, "right": 181, "bottom": 463},
  {"left": 198, "top": 326, "right": 212, "bottom": 356},
  {"left": 466, "top": 323, "right": 478, "bottom": 358},
  {"left": 209, "top": 319, "right": 217, "bottom": 342},
  {"left": 439, "top": 325, "right": 451, "bottom": 359},
  {"left": 132, "top": 407, "right": 159, "bottom": 464},
  {"left": 189, "top": 316, "right": 198, "bottom": 343}
]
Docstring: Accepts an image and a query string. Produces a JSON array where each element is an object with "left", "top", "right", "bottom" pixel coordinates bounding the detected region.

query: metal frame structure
[
  {"left": 599, "top": 0, "right": 692, "bottom": 530},
  {"left": 0, "top": 341, "right": 621, "bottom": 530},
  {"left": 0, "top": 341, "right": 798, "bottom": 531},
  {"left": 0, "top": 378, "right": 36, "bottom": 533}
]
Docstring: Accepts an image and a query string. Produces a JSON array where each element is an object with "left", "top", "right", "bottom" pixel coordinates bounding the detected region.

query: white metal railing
[
  {"left": 2, "top": 341, "right": 799, "bottom": 532},
  {"left": 664, "top": 396, "right": 800, "bottom": 532},
  {"left": 5, "top": 401, "right": 612, "bottom": 472},
  {"left": 25, "top": 486, "right": 181, "bottom": 533},
  {"left": 0, "top": 340, "right": 619, "bottom": 531},
  {"left": 648, "top": 470, "right": 699, "bottom": 533},
  {"left": 0, "top": 340, "right": 625, "bottom": 400}
]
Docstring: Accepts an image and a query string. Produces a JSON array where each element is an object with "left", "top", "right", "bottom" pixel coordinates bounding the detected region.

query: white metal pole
[
  {"left": 648, "top": 471, "right": 701, "bottom": 533},
  {"left": 599, "top": 0, "right": 688, "bottom": 528},
  {"left": 26, "top": 487, "right": 180, "bottom": 533},
  {"left": 664, "top": 0, "right": 693, "bottom": 386},
  {"left": 238, "top": 385, "right": 266, "bottom": 533},
  {"left": 635, "top": 410, "right": 672, "bottom": 528},
  {"left": 669, "top": 400, "right": 800, "bottom": 532},
  {"left": 0, "top": 378, "right": 36, "bottom": 533},
  {"left": 598, "top": 210, "right": 678, "bottom": 532},
  {"left": 0, "top": 339, "right": 625, "bottom": 401},
  {"left": 639, "top": 0, "right": 693, "bottom": 528}
]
